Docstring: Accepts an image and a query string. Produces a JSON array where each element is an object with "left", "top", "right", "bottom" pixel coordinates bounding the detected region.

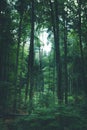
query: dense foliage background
[{"left": 0, "top": 0, "right": 87, "bottom": 130}]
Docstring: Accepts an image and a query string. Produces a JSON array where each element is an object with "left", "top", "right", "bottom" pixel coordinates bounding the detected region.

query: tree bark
[
  {"left": 26, "top": 0, "right": 35, "bottom": 113},
  {"left": 13, "top": 14, "right": 23, "bottom": 112},
  {"left": 19, "top": 41, "right": 25, "bottom": 108},
  {"left": 63, "top": 7, "right": 68, "bottom": 104},
  {"left": 78, "top": 0, "right": 86, "bottom": 96},
  {"left": 49, "top": 0, "right": 63, "bottom": 104}
]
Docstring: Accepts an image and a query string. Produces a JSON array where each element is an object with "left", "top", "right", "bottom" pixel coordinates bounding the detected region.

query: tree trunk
[
  {"left": 19, "top": 41, "right": 25, "bottom": 108},
  {"left": 26, "top": 0, "right": 35, "bottom": 113},
  {"left": 39, "top": 46, "right": 44, "bottom": 92},
  {"left": 49, "top": 0, "right": 63, "bottom": 104},
  {"left": 78, "top": 0, "right": 86, "bottom": 96},
  {"left": 13, "top": 14, "right": 23, "bottom": 112},
  {"left": 63, "top": 8, "right": 68, "bottom": 104}
]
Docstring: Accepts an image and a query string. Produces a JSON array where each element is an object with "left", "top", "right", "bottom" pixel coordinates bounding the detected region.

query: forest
[{"left": 0, "top": 0, "right": 87, "bottom": 130}]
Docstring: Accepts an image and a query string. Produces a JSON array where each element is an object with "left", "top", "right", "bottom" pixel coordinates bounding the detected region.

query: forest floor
[{"left": 0, "top": 103, "right": 87, "bottom": 130}]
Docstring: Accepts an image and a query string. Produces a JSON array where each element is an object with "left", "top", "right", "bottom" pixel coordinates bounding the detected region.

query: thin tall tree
[
  {"left": 49, "top": 0, "right": 63, "bottom": 104},
  {"left": 78, "top": 0, "right": 86, "bottom": 96},
  {"left": 25, "top": 0, "right": 35, "bottom": 113},
  {"left": 63, "top": 4, "right": 68, "bottom": 104},
  {"left": 13, "top": 1, "right": 24, "bottom": 112}
]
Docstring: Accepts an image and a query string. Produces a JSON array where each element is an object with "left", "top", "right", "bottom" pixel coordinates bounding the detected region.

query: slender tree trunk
[
  {"left": 39, "top": 46, "right": 44, "bottom": 92},
  {"left": 13, "top": 14, "right": 23, "bottom": 112},
  {"left": 63, "top": 9, "right": 68, "bottom": 104},
  {"left": 49, "top": 0, "right": 63, "bottom": 104},
  {"left": 19, "top": 41, "right": 25, "bottom": 108},
  {"left": 48, "top": 57, "right": 51, "bottom": 90},
  {"left": 26, "top": 0, "right": 35, "bottom": 113},
  {"left": 78, "top": 0, "right": 86, "bottom": 96},
  {"left": 52, "top": 50, "right": 56, "bottom": 95}
]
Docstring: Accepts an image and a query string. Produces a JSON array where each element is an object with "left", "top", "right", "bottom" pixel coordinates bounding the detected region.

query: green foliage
[
  {"left": 35, "top": 92, "right": 55, "bottom": 108},
  {"left": 4, "top": 104, "right": 87, "bottom": 130}
]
